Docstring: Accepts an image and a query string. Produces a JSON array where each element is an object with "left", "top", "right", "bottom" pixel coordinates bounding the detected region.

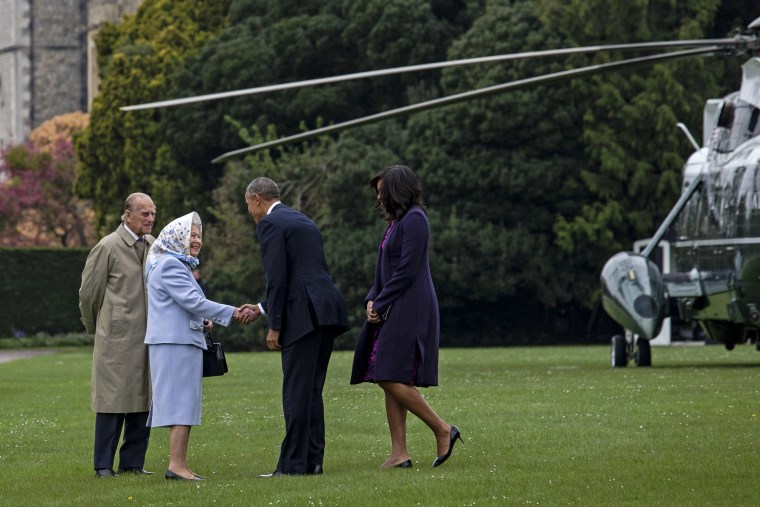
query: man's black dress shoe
[
  {"left": 395, "top": 459, "right": 413, "bottom": 469},
  {"left": 165, "top": 470, "right": 203, "bottom": 481},
  {"left": 432, "top": 425, "right": 463, "bottom": 468},
  {"left": 94, "top": 468, "right": 118, "bottom": 478},
  {"left": 118, "top": 468, "right": 155, "bottom": 475},
  {"left": 306, "top": 465, "right": 323, "bottom": 475},
  {"left": 257, "top": 470, "right": 285, "bottom": 478}
]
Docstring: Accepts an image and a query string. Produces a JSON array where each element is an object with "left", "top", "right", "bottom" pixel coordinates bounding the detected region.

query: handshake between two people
[
  {"left": 233, "top": 303, "right": 261, "bottom": 324},
  {"left": 210, "top": 303, "right": 280, "bottom": 351},
  {"left": 201, "top": 304, "right": 261, "bottom": 335}
]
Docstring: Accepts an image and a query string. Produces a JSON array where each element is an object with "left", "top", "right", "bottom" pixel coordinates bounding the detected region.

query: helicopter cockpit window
[
  {"left": 723, "top": 99, "right": 760, "bottom": 151},
  {"left": 707, "top": 94, "right": 760, "bottom": 153},
  {"left": 748, "top": 107, "right": 759, "bottom": 134}
]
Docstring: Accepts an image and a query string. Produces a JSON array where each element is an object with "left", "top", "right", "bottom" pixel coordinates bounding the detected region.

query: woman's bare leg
[
  {"left": 168, "top": 425, "right": 194, "bottom": 479},
  {"left": 378, "top": 381, "right": 452, "bottom": 456},
  {"left": 379, "top": 389, "right": 411, "bottom": 467}
]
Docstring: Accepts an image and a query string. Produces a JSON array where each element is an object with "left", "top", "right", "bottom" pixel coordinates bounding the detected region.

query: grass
[{"left": 1, "top": 344, "right": 759, "bottom": 506}]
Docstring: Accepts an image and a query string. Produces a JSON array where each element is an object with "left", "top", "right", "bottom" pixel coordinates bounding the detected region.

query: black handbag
[{"left": 202, "top": 333, "right": 228, "bottom": 377}]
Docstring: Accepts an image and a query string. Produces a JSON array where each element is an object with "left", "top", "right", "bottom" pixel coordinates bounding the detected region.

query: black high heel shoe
[
  {"left": 395, "top": 459, "right": 413, "bottom": 469},
  {"left": 432, "top": 425, "right": 462, "bottom": 468}
]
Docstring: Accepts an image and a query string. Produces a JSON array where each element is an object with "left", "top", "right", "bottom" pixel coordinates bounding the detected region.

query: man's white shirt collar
[
  {"left": 122, "top": 223, "right": 140, "bottom": 240},
  {"left": 266, "top": 201, "right": 281, "bottom": 215}
]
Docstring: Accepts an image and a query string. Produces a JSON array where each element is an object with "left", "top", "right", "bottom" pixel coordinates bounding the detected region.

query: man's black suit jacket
[{"left": 257, "top": 204, "right": 349, "bottom": 346}]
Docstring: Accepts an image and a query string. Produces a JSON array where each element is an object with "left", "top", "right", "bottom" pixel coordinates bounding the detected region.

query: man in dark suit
[{"left": 244, "top": 177, "right": 349, "bottom": 477}]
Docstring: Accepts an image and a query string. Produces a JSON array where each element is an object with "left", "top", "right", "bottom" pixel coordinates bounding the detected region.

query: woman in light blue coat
[{"left": 145, "top": 211, "right": 252, "bottom": 481}]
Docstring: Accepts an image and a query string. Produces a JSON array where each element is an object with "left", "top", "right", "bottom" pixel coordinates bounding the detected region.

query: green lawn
[{"left": 1, "top": 345, "right": 759, "bottom": 506}]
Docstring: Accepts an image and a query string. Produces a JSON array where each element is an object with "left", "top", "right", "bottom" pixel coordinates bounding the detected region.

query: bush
[{"left": 0, "top": 248, "right": 89, "bottom": 337}]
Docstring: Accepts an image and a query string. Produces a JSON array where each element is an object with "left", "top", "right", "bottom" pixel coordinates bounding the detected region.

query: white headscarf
[{"left": 145, "top": 211, "right": 202, "bottom": 279}]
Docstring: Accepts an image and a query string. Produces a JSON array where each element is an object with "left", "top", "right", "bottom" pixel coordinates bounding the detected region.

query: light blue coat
[{"left": 145, "top": 256, "right": 234, "bottom": 348}]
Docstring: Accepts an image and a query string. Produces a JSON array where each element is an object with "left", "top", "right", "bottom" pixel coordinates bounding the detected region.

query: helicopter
[
  {"left": 122, "top": 16, "right": 760, "bottom": 367},
  {"left": 601, "top": 18, "right": 760, "bottom": 367}
]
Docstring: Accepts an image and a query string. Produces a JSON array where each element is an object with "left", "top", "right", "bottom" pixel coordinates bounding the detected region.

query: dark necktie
[{"left": 135, "top": 237, "right": 146, "bottom": 259}]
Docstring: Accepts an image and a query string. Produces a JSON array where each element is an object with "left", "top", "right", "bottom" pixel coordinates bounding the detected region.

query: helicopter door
[{"left": 633, "top": 239, "right": 671, "bottom": 345}]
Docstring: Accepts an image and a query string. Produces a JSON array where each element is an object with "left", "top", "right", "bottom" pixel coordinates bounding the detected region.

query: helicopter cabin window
[
  {"left": 677, "top": 185, "right": 708, "bottom": 240},
  {"left": 709, "top": 99, "right": 735, "bottom": 153},
  {"left": 746, "top": 165, "right": 760, "bottom": 236}
]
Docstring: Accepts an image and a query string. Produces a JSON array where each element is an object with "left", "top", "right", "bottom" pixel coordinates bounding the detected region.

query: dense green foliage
[
  {"left": 2, "top": 346, "right": 760, "bottom": 505},
  {"left": 74, "top": 0, "right": 760, "bottom": 346},
  {"left": 75, "top": 0, "right": 232, "bottom": 233},
  {"left": 547, "top": 0, "right": 749, "bottom": 302},
  {"left": 0, "top": 248, "right": 89, "bottom": 337}
]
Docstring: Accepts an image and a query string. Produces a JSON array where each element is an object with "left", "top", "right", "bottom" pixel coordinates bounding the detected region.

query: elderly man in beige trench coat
[{"left": 79, "top": 193, "right": 156, "bottom": 478}]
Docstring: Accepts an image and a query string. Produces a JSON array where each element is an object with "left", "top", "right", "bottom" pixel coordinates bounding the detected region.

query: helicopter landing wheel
[
  {"left": 635, "top": 337, "right": 651, "bottom": 367},
  {"left": 611, "top": 335, "right": 627, "bottom": 367}
]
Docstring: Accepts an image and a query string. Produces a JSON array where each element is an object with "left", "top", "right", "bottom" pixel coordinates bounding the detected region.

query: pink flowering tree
[
  {"left": 0, "top": 112, "right": 95, "bottom": 247},
  {"left": 0, "top": 139, "right": 95, "bottom": 247}
]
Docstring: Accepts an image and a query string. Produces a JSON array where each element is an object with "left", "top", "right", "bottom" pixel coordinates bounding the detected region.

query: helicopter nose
[{"left": 600, "top": 252, "right": 666, "bottom": 340}]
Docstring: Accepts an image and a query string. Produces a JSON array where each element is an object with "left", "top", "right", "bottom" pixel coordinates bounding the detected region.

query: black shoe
[
  {"left": 307, "top": 465, "right": 323, "bottom": 475},
  {"left": 432, "top": 425, "right": 463, "bottom": 468},
  {"left": 94, "top": 468, "right": 118, "bottom": 478},
  {"left": 395, "top": 459, "right": 413, "bottom": 469},
  {"left": 118, "top": 467, "right": 155, "bottom": 475},
  {"left": 165, "top": 469, "right": 203, "bottom": 481},
  {"left": 257, "top": 470, "right": 285, "bottom": 478}
]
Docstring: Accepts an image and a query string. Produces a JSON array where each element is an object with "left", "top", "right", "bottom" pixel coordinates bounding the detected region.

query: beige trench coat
[{"left": 79, "top": 225, "right": 154, "bottom": 413}]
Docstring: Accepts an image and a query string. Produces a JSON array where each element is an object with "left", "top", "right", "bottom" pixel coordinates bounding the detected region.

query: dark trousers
[
  {"left": 94, "top": 412, "right": 151, "bottom": 470},
  {"left": 277, "top": 327, "right": 334, "bottom": 474}
]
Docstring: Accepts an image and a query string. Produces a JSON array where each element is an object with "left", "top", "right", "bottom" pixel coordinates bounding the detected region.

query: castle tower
[
  {"left": 1, "top": 0, "right": 34, "bottom": 148},
  {"left": 0, "top": 0, "right": 142, "bottom": 148}
]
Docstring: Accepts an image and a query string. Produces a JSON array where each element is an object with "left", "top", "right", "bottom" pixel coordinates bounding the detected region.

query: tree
[
  {"left": 389, "top": 0, "right": 593, "bottom": 342},
  {"left": 74, "top": 0, "right": 231, "bottom": 235},
  {"left": 544, "top": 0, "right": 735, "bottom": 305},
  {"left": 0, "top": 113, "right": 94, "bottom": 247},
  {"left": 160, "top": 0, "right": 461, "bottom": 181}
]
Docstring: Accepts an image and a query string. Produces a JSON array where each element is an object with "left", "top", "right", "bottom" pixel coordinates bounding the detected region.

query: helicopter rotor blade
[
  {"left": 641, "top": 172, "right": 705, "bottom": 258},
  {"left": 120, "top": 38, "right": 744, "bottom": 112},
  {"left": 212, "top": 46, "right": 720, "bottom": 163}
]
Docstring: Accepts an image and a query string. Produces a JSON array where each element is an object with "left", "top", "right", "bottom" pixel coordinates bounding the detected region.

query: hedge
[{"left": 0, "top": 248, "right": 89, "bottom": 338}]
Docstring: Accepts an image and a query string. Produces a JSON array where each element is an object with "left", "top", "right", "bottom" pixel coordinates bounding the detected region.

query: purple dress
[{"left": 351, "top": 206, "right": 440, "bottom": 387}]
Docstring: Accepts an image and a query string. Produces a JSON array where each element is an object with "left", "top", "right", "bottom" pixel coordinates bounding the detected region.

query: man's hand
[
  {"left": 233, "top": 304, "right": 258, "bottom": 324},
  {"left": 266, "top": 329, "right": 282, "bottom": 351},
  {"left": 241, "top": 303, "right": 261, "bottom": 322}
]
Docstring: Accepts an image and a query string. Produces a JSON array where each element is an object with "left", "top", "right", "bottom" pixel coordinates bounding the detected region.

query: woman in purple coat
[{"left": 351, "top": 165, "right": 462, "bottom": 469}]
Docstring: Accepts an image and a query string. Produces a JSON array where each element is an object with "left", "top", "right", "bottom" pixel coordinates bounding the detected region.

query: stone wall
[
  {"left": 0, "top": 0, "right": 31, "bottom": 147},
  {"left": 30, "top": 0, "right": 87, "bottom": 129}
]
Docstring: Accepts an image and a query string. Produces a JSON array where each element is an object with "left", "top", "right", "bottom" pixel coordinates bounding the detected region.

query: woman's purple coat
[{"left": 350, "top": 206, "right": 440, "bottom": 387}]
